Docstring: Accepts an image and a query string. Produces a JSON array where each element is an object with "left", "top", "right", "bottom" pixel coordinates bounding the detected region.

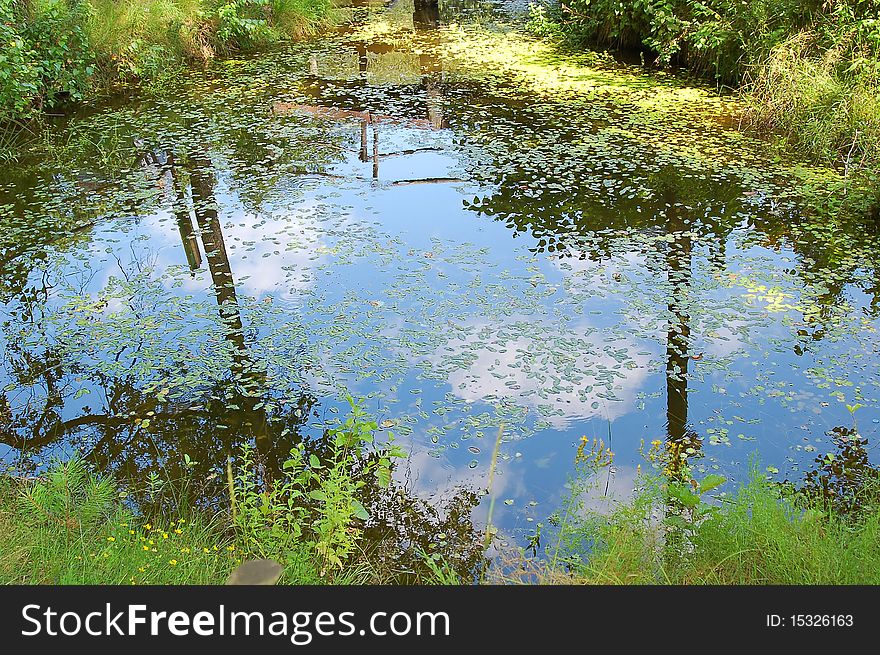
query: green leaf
[
  {"left": 308, "top": 489, "right": 327, "bottom": 502},
  {"left": 309, "top": 454, "right": 321, "bottom": 469},
  {"left": 667, "top": 483, "right": 701, "bottom": 508},
  {"left": 351, "top": 500, "right": 369, "bottom": 521},
  {"left": 698, "top": 474, "right": 726, "bottom": 494}
]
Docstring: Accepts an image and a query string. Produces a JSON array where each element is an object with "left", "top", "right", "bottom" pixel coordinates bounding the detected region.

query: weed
[{"left": 232, "top": 397, "right": 405, "bottom": 579}]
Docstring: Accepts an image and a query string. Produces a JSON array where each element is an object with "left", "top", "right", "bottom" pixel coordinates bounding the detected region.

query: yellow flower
[
  {"left": 177, "top": 519, "right": 186, "bottom": 525},
  {"left": 142, "top": 546, "right": 150, "bottom": 551},
  {"left": 180, "top": 547, "right": 191, "bottom": 554},
  {"left": 148, "top": 539, "right": 155, "bottom": 545},
  {"left": 129, "top": 530, "right": 135, "bottom": 535},
  {"left": 174, "top": 529, "right": 182, "bottom": 535},
  {"left": 227, "top": 545, "right": 235, "bottom": 551},
  {"left": 162, "top": 533, "right": 169, "bottom": 539},
  {"left": 144, "top": 523, "right": 152, "bottom": 530},
  {"left": 169, "top": 559, "right": 178, "bottom": 566},
  {"left": 107, "top": 536, "right": 116, "bottom": 542},
  {"left": 138, "top": 567, "right": 146, "bottom": 573},
  {"left": 203, "top": 547, "right": 210, "bottom": 554}
]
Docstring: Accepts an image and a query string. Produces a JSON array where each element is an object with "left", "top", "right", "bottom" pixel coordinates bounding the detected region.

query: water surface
[{"left": 2, "top": 0, "right": 879, "bottom": 571}]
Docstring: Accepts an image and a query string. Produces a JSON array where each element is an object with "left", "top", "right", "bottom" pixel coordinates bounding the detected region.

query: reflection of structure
[
  {"left": 169, "top": 152, "right": 278, "bottom": 460},
  {"left": 273, "top": 101, "right": 453, "bottom": 182},
  {"left": 271, "top": 27, "right": 458, "bottom": 183}
]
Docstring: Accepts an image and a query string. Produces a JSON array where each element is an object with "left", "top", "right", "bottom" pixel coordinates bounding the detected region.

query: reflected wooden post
[
  {"left": 359, "top": 119, "right": 369, "bottom": 162},
  {"left": 372, "top": 115, "right": 379, "bottom": 179},
  {"left": 658, "top": 175, "right": 703, "bottom": 568},
  {"left": 658, "top": 173, "right": 701, "bottom": 480},
  {"left": 665, "top": 215, "right": 692, "bottom": 481},
  {"left": 187, "top": 154, "right": 247, "bottom": 356},
  {"left": 184, "top": 153, "right": 273, "bottom": 470},
  {"left": 357, "top": 43, "right": 368, "bottom": 74},
  {"left": 177, "top": 220, "right": 203, "bottom": 271}
]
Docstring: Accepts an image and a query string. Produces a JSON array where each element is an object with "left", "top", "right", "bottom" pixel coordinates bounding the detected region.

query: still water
[{"left": 2, "top": 0, "right": 879, "bottom": 573}]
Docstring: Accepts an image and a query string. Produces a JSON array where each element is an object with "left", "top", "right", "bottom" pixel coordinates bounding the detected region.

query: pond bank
[
  {"left": 528, "top": 0, "right": 880, "bottom": 215},
  {"left": 1, "top": 0, "right": 336, "bottom": 131}
]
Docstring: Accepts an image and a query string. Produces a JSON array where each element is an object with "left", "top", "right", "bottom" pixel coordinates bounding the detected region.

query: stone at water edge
[{"left": 225, "top": 559, "right": 284, "bottom": 585}]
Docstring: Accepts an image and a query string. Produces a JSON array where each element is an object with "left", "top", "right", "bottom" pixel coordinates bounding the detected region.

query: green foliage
[
  {"left": 215, "top": 0, "right": 275, "bottom": 47},
  {"left": 746, "top": 11, "right": 880, "bottom": 192},
  {"left": 550, "top": 460, "right": 880, "bottom": 584},
  {"left": 0, "top": 0, "right": 335, "bottom": 121},
  {"left": 0, "top": 457, "right": 238, "bottom": 584},
  {"left": 542, "top": 0, "right": 880, "bottom": 208},
  {"left": 17, "top": 456, "right": 116, "bottom": 530},
  {"left": 232, "top": 398, "right": 405, "bottom": 578},
  {"left": 0, "top": 0, "right": 94, "bottom": 119},
  {"left": 525, "top": 2, "right": 564, "bottom": 40},
  {"left": 551, "top": 0, "right": 820, "bottom": 80}
]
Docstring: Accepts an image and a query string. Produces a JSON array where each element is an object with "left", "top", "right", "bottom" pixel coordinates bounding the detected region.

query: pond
[{"left": 2, "top": 0, "right": 879, "bottom": 574}]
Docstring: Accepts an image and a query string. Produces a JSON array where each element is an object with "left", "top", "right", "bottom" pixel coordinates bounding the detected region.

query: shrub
[{"left": 0, "top": 0, "right": 94, "bottom": 119}]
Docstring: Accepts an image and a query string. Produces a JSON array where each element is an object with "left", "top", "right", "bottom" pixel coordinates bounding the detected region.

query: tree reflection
[{"left": 798, "top": 426, "right": 880, "bottom": 516}]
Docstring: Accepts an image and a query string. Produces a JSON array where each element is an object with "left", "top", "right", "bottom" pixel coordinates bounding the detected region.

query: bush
[
  {"left": 0, "top": 0, "right": 335, "bottom": 120},
  {"left": 0, "top": 0, "right": 94, "bottom": 119},
  {"left": 542, "top": 0, "right": 880, "bottom": 207}
]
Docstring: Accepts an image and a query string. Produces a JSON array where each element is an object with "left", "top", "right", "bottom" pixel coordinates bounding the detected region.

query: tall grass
[
  {"left": 547, "top": 469, "right": 880, "bottom": 585},
  {"left": 0, "top": 458, "right": 239, "bottom": 584},
  {"left": 0, "top": 0, "right": 338, "bottom": 120},
  {"left": 745, "top": 24, "right": 880, "bottom": 209}
]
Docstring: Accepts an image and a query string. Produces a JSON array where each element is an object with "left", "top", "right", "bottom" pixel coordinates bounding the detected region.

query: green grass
[
  {"left": 0, "top": 401, "right": 404, "bottom": 585},
  {"left": 0, "top": 457, "right": 377, "bottom": 584},
  {"left": 545, "top": 469, "right": 880, "bottom": 585},
  {"left": 0, "top": 459, "right": 240, "bottom": 584},
  {"left": 744, "top": 27, "right": 880, "bottom": 212}
]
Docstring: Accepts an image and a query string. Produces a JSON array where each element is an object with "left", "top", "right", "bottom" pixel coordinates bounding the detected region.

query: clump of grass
[
  {"left": 0, "top": 458, "right": 239, "bottom": 584},
  {"left": 685, "top": 475, "right": 880, "bottom": 584},
  {"left": 744, "top": 26, "right": 880, "bottom": 211},
  {"left": 542, "top": 464, "right": 880, "bottom": 585},
  {"left": 271, "top": 0, "right": 336, "bottom": 39}
]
